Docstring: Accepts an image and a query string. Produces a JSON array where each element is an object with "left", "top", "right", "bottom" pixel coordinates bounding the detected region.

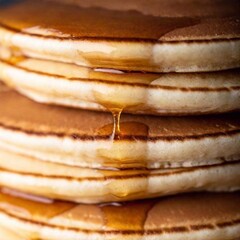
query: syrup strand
[{"left": 111, "top": 108, "right": 123, "bottom": 139}]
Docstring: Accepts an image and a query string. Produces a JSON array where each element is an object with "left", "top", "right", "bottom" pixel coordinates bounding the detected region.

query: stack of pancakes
[{"left": 0, "top": 0, "right": 239, "bottom": 239}]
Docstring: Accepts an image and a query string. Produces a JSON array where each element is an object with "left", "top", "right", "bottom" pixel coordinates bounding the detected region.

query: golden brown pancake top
[
  {"left": 0, "top": 0, "right": 239, "bottom": 41},
  {"left": 0, "top": 189, "right": 240, "bottom": 232},
  {"left": 0, "top": 84, "right": 239, "bottom": 140}
]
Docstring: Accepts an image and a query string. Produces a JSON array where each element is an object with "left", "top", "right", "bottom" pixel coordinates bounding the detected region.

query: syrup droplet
[{"left": 91, "top": 65, "right": 153, "bottom": 198}]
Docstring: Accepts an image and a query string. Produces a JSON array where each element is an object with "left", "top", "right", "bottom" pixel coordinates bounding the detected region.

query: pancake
[
  {"left": 0, "top": 83, "right": 239, "bottom": 169},
  {"left": 0, "top": 189, "right": 240, "bottom": 240},
  {"left": 0, "top": 54, "right": 240, "bottom": 115},
  {"left": 0, "top": 84, "right": 239, "bottom": 169},
  {"left": 0, "top": 0, "right": 239, "bottom": 72},
  {"left": 0, "top": 149, "right": 239, "bottom": 203}
]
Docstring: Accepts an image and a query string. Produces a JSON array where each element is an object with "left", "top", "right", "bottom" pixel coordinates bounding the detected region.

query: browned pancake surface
[
  {"left": 0, "top": 0, "right": 239, "bottom": 41},
  {"left": 0, "top": 189, "right": 240, "bottom": 232}
]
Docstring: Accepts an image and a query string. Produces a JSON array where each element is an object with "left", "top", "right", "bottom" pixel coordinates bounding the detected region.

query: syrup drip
[
  {"left": 99, "top": 200, "right": 156, "bottom": 240},
  {"left": 91, "top": 61, "right": 154, "bottom": 198},
  {"left": 96, "top": 111, "right": 150, "bottom": 198},
  {"left": 105, "top": 170, "right": 150, "bottom": 199},
  {"left": 92, "top": 60, "right": 153, "bottom": 167},
  {"left": 97, "top": 121, "right": 149, "bottom": 168},
  {"left": 111, "top": 109, "right": 122, "bottom": 139}
]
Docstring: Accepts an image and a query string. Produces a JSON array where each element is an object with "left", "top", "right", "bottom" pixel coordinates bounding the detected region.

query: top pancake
[
  {"left": 0, "top": 0, "right": 239, "bottom": 41},
  {"left": 0, "top": 0, "right": 239, "bottom": 72}
]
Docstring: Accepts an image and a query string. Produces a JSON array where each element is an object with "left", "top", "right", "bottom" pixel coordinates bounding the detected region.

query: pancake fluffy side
[{"left": 0, "top": 55, "right": 239, "bottom": 115}]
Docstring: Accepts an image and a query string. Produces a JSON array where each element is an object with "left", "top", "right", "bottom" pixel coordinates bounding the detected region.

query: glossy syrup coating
[{"left": 0, "top": 0, "right": 239, "bottom": 41}]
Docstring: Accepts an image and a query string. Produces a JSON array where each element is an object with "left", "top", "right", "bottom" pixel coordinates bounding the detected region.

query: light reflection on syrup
[
  {"left": 91, "top": 67, "right": 160, "bottom": 85},
  {"left": 1, "top": 187, "right": 53, "bottom": 204}
]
